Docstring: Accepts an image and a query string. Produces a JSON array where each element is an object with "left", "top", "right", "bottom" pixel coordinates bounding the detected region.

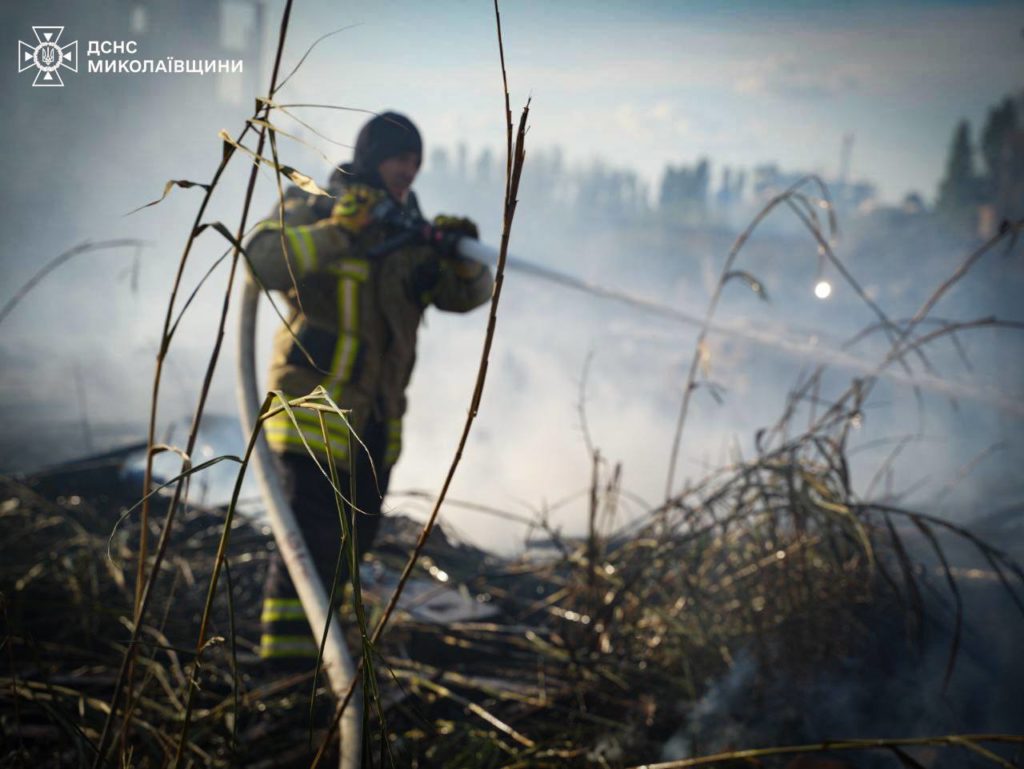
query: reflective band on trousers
[
  {"left": 260, "top": 634, "right": 318, "bottom": 659},
  {"left": 261, "top": 597, "right": 307, "bottom": 623}
]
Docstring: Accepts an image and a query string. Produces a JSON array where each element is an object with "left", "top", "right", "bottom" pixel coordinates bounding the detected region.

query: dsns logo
[{"left": 18, "top": 26, "right": 78, "bottom": 87}]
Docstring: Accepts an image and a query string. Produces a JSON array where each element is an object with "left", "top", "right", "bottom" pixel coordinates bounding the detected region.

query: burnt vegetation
[{"left": 3, "top": 3, "right": 1024, "bottom": 768}]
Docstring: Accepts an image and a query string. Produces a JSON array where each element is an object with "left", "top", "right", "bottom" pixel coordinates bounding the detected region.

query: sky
[
  {"left": 2, "top": 0, "right": 1023, "bottom": 553},
  {"left": 268, "top": 0, "right": 1024, "bottom": 203}
]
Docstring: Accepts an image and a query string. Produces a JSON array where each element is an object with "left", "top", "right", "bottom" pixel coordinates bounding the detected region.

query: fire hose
[
  {"left": 235, "top": 221, "right": 501, "bottom": 768},
  {"left": 236, "top": 271, "right": 362, "bottom": 769}
]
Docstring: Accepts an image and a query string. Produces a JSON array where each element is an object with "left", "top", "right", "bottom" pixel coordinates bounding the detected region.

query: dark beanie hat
[{"left": 351, "top": 111, "right": 422, "bottom": 187}]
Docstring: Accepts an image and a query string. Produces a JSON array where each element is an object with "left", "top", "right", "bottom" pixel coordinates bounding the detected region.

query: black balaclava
[{"left": 349, "top": 111, "right": 422, "bottom": 189}]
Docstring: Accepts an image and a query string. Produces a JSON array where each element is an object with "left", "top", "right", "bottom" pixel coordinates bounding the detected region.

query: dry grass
[{"left": 2, "top": 0, "right": 1024, "bottom": 767}]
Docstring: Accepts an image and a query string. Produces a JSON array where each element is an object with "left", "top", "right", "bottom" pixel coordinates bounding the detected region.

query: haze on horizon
[{"left": 2, "top": 0, "right": 1022, "bottom": 553}]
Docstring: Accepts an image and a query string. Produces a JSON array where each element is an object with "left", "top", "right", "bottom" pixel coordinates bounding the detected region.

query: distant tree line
[
  {"left": 937, "top": 93, "right": 1024, "bottom": 232},
  {"left": 437, "top": 149, "right": 881, "bottom": 234},
  {"left": 426, "top": 146, "right": 754, "bottom": 225},
  {"left": 426, "top": 94, "right": 1024, "bottom": 236}
]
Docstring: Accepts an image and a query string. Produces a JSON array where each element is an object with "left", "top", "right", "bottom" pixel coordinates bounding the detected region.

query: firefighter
[{"left": 244, "top": 112, "right": 492, "bottom": 665}]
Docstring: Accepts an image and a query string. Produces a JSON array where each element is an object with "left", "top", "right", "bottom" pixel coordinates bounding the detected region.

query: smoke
[
  {"left": 661, "top": 577, "right": 1024, "bottom": 766},
  {"left": 2, "top": 0, "right": 1022, "bottom": 563},
  {"left": 394, "top": 149, "right": 1024, "bottom": 555}
]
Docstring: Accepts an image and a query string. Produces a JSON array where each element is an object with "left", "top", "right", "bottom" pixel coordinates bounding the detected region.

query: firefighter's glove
[
  {"left": 330, "top": 184, "right": 386, "bottom": 234},
  {"left": 433, "top": 215, "right": 479, "bottom": 240},
  {"left": 425, "top": 214, "right": 479, "bottom": 258}
]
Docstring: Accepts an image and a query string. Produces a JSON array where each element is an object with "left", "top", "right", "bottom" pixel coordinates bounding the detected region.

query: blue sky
[{"left": 274, "top": 0, "right": 1024, "bottom": 203}]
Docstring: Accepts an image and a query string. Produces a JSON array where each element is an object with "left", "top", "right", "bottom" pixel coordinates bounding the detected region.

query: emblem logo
[{"left": 18, "top": 27, "right": 78, "bottom": 87}]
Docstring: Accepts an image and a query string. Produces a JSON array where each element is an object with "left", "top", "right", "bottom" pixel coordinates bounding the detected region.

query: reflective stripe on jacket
[{"left": 244, "top": 185, "right": 493, "bottom": 469}]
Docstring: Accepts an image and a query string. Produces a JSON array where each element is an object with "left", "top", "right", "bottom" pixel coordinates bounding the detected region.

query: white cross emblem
[{"left": 18, "top": 26, "right": 78, "bottom": 87}]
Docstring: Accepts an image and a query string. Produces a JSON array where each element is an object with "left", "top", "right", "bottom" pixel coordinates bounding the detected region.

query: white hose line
[
  {"left": 455, "top": 237, "right": 500, "bottom": 266},
  {"left": 236, "top": 275, "right": 361, "bottom": 769},
  {"left": 457, "top": 239, "right": 1023, "bottom": 416}
]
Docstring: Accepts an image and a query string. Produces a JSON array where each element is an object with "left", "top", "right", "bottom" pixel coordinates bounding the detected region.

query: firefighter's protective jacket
[{"left": 244, "top": 184, "right": 493, "bottom": 469}]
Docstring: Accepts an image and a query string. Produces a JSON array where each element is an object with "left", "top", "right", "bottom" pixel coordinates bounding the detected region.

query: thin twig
[{"left": 311, "top": 3, "right": 529, "bottom": 763}]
